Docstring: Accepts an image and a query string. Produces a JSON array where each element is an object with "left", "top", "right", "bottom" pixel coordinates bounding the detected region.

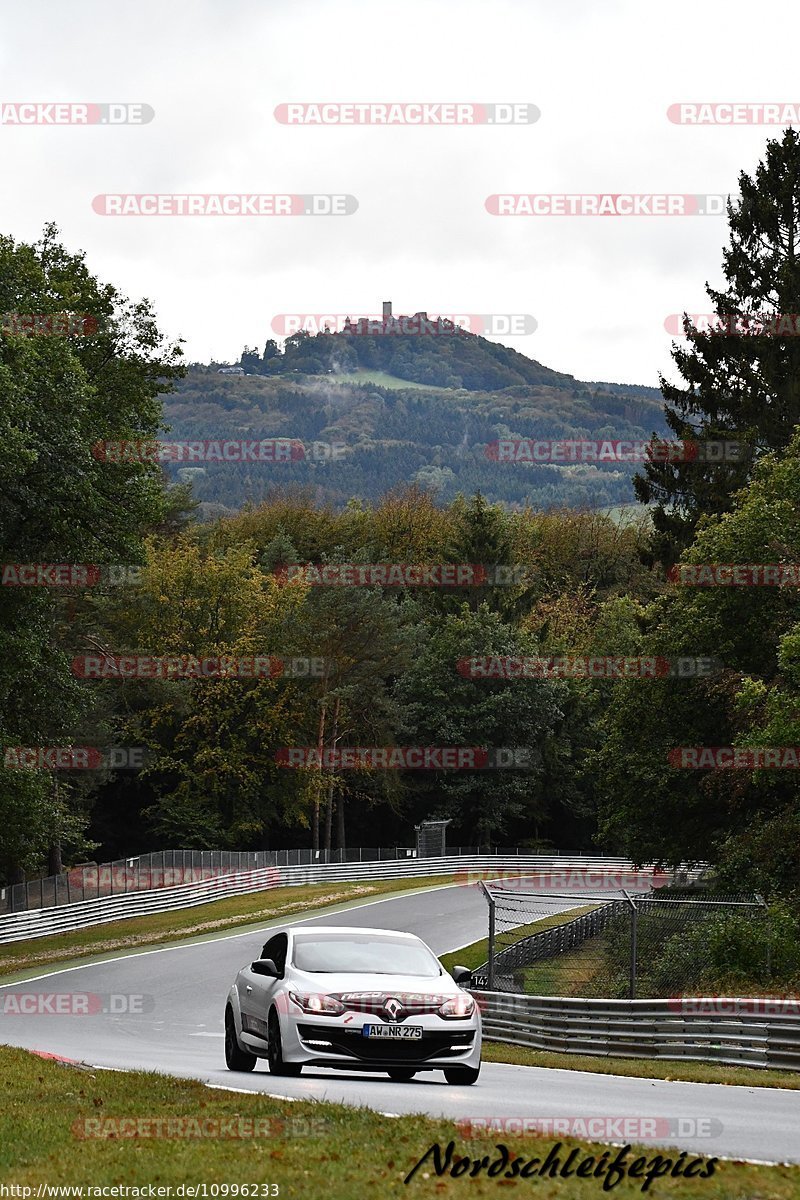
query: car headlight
[
  {"left": 438, "top": 993, "right": 476, "bottom": 1019},
  {"left": 288, "top": 991, "right": 345, "bottom": 1016}
]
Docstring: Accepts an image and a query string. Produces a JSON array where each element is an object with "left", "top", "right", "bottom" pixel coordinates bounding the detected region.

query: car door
[{"left": 239, "top": 932, "right": 288, "bottom": 1046}]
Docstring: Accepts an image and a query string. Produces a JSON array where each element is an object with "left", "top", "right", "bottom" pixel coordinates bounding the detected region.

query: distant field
[{"left": 323, "top": 368, "right": 453, "bottom": 391}]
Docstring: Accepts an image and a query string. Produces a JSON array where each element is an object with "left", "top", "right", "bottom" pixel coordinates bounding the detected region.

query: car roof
[{"left": 285, "top": 926, "right": 421, "bottom": 938}]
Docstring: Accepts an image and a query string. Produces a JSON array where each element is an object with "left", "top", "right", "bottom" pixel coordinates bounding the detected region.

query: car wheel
[
  {"left": 387, "top": 1068, "right": 416, "bottom": 1082},
  {"left": 225, "top": 1006, "right": 257, "bottom": 1072},
  {"left": 443, "top": 1065, "right": 480, "bottom": 1085},
  {"left": 267, "top": 1008, "right": 302, "bottom": 1076}
]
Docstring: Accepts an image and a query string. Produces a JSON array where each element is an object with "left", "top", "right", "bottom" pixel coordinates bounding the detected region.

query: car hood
[{"left": 289, "top": 970, "right": 464, "bottom": 997}]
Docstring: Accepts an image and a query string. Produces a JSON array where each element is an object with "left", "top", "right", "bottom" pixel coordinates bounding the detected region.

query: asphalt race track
[{"left": 2, "top": 882, "right": 799, "bottom": 1165}]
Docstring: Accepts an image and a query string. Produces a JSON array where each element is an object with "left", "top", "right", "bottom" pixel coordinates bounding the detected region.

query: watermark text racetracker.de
[
  {"left": 0, "top": 102, "right": 153, "bottom": 125},
  {"left": 275, "top": 563, "right": 537, "bottom": 587},
  {"left": 668, "top": 563, "right": 800, "bottom": 586},
  {"left": 2, "top": 746, "right": 148, "bottom": 771},
  {"left": 0, "top": 992, "right": 152, "bottom": 1016},
  {"left": 485, "top": 193, "right": 730, "bottom": 216},
  {"left": 1, "top": 313, "right": 99, "bottom": 336},
  {"left": 72, "top": 1115, "right": 326, "bottom": 1139},
  {"left": 274, "top": 102, "right": 539, "bottom": 125},
  {"left": 664, "top": 312, "right": 800, "bottom": 336},
  {"left": 667, "top": 102, "right": 800, "bottom": 125},
  {"left": 1, "top": 564, "right": 142, "bottom": 587},
  {"left": 456, "top": 1116, "right": 722, "bottom": 1141},
  {"left": 63, "top": 864, "right": 282, "bottom": 891},
  {"left": 272, "top": 312, "right": 537, "bottom": 336},
  {"left": 276, "top": 746, "right": 534, "bottom": 769},
  {"left": 458, "top": 656, "right": 722, "bottom": 680},
  {"left": 486, "top": 438, "right": 746, "bottom": 463},
  {"left": 70, "top": 655, "right": 329, "bottom": 680},
  {"left": 456, "top": 867, "right": 672, "bottom": 890},
  {"left": 669, "top": 746, "right": 800, "bottom": 769},
  {"left": 92, "top": 194, "right": 357, "bottom": 216},
  {"left": 92, "top": 439, "right": 346, "bottom": 463},
  {"left": 668, "top": 995, "right": 800, "bottom": 1014}
]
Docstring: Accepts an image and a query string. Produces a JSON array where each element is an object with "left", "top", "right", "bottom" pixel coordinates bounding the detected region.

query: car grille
[
  {"left": 331, "top": 992, "right": 447, "bottom": 1019},
  {"left": 298, "top": 1023, "right": 475, "bottom": 1062}
]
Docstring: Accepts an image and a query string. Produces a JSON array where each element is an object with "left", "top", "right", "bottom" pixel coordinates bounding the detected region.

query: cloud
[{"left": 0, "top": 0, "right": 795, "bottom": 381}]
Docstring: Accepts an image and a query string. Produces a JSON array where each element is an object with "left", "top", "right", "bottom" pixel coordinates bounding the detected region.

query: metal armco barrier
[
  {"left": 1, "top": 846, "right": 620, "bottom": 914},
  {"left": 473, "top": 990, "right": 800, "bottom": 1072},
  {"left": 0, "top": 856, "right": 675, "bottom": 945}
]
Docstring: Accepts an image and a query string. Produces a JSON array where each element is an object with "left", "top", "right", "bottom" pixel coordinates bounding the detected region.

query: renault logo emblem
[{"left": 384, "top": 997, "right": 404, "bottom": 1021}]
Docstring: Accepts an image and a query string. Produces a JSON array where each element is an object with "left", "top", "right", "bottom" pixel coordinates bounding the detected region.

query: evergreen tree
[{"left": 636, "top": 129, "right": 800, "bottom": 563}]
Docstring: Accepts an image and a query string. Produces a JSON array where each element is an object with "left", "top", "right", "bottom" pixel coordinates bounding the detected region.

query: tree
[
  {"left": 598, "top": 430, "right": 800, "bottom": 894},
  {"left": 636, "top": 129, "right": 800, "bottom": 564},
  {"left": 97, "top": 537, "right": 311, "bottom": 848},
  {"left": 395, "top": 605, "right": 568, "bottom": 843},
  {"left": 436, "top": 492, "right": 515, "bottom": 615},
  {"left": 281, "top": 568, "right": 416, "bottom": 852},
  {"left": 0, "top": 224, "right": 183, "bottom": 883}
]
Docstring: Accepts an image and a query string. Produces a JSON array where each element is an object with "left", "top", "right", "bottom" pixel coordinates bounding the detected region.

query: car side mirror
[
  {"left": 251, "top": 958, "right": 279, "bottom": 977},
  {"left": 451, "top": 965, "right": 472, "bottom": 985}
]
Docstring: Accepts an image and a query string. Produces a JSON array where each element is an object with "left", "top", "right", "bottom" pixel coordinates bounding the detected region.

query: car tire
[
  {"left": 443, "top": 1065, "right": 480, "bottom": 1085},
  {"left": 225, "top": 1006, "right": 257, "bottom": 1072},
  {"left": 267, "top": 1008, "right": 302, "bottom": 1077},
  {"left": 387, "top": 1068, "right": 416, "bottom": 1082}
]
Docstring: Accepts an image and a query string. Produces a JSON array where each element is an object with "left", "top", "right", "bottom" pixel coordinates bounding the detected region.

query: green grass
[
  {"left": 2, "top": 1046, "right": 798, "bottom": 1197},
  {"left": 324, "top": 368, "right": 453, "bottom": 391},
  {"left": 0, "top": 875, "right": 457, "bottom": 981},
  {"left": 482, "top": 1041, "right": 800, "bottom": 1090},
  {"left": 520, "top": 934, "right": 610, "bottom": 996}
]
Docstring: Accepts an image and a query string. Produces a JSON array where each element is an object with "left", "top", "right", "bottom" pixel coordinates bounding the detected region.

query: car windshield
[{"left": 292, "top": 932, "right": 441, "bottom": 976}]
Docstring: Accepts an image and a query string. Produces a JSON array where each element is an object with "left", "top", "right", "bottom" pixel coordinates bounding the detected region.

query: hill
[
  {"left": 239, "top": 312, "right": 577, "bottom": 392},
  {"left": 161, "top": 359, "right": 667, "bottom": 516},
  {"left": 159, "top": 308, "right": 667, "bottom": 514}
]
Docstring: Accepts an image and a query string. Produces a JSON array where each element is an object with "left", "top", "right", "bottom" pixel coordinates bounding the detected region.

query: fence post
[
  {"left": 622, "top": 890, "right": 637, "bottom": 999},
  {"left": 756, "top": 894, "right": 770, "bottom": 979},
  {"left": 479, "top": 881, "right": 496, "bottom": 991}
]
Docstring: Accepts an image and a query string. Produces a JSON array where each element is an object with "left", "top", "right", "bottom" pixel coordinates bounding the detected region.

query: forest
[{"left": 4, "top": 132, "right": 800, "bottom": 911}]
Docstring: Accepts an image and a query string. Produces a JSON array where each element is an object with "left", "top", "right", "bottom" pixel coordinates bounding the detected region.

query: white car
[{"left": 224, "top": 925, "right": 482, "bottom": 1084}]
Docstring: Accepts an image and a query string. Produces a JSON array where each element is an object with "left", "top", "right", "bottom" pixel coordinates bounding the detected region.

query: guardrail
[
  {"left": 472, "top": 990, "right": 800, "bottom": 1072},
  {"left": 0, "top": 847, "right": 430, "bottom": 914},
  {"left": 0, "top": 855, "right": 673, "bottom": 945},
  {"left": 0, "top": 846, "right": 619, "bottom": 914}
]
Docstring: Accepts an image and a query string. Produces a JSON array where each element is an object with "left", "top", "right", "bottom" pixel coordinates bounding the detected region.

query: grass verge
[
  {"left": 1, "top": 1045, "right": 798, "bottom": 1197},
  {"left": 482, "top": 1041, "right": 800, "bottom": 1090},
  {"left": 0, "top": 875, "right": 456, "bottom": 981},
  {"left": 520, "top": 935, "right": 608, "bottom": 996}
]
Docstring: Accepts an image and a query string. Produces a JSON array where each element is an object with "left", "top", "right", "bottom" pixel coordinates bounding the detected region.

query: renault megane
[{"left": 224, "top": 925, "right": 481, "bottom": 1084}]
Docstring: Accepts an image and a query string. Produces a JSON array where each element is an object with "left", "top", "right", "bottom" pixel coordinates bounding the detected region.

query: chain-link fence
[
  {"left": 1, "top": 844, "right": 568, "bottom": 913},
  {"left": 472, "top": 886, "right": 767, "bottom": 998}
]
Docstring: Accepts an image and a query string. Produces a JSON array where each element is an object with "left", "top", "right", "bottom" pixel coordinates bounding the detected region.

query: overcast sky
[{"left": 1, "top": 0, "right": 798, "bottom": 386}]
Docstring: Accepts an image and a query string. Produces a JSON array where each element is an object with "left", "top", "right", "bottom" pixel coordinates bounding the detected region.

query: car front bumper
[{"left": 283, "top": 1011, "right": 482, "bottom": 1071}]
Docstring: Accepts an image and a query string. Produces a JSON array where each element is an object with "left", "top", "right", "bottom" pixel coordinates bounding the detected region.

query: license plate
[{"left": 362, "top": 1024, "right": 423, "bottom": 1040}]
